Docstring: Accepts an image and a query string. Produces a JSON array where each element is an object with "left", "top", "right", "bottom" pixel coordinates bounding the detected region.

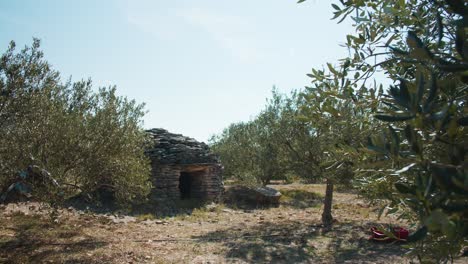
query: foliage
[
  {"left": 211, "top": 81, "right": 374, "bottom": 226},
  {"left": 210, "top": 121, "right": 262, "bottom": 185},
  {"left": 310, "top": 0, "right": 468, "bottom": 261},
  {"left": 299, "top": 60, "right": 380, "bottom": 227},
  {"left": 210, "top": 89, "right": 293, "bottom": 185},
  {"left": 0, "top": 39, "right": 151, "bottom": 205}
]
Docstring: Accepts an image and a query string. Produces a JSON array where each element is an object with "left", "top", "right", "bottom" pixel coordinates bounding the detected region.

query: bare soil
[{"left": 0, "top": 184, "right": 464, "bottom": 263}]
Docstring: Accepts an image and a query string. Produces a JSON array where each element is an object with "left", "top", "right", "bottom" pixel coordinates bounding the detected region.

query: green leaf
[
  {"left": 404, "top": 125, "right": 422, "bottom": 155},
  {"left": 388, "top": 46, "right": 409, "bottom": 56},
  {"left": 425, "top": 210, "right": 453, "bottom": 235},
  {"left": 457, "top": 116, "right": 468, "bottom": 126},
  {"left": 377, "top": 206, "right": 385, "bottom": 220},
  {"left": 416, "top": 71, "right": 425, "bottom": 106},
  {"left": 387, "top": 207, "right": 398, "bottom": 215},
  {"left": 331, "top": 3, "right": 340, "bottom": 11},
  {"left": 407, "top": 31, "right": 424, "bottom": 49},
  {"left": 407, "top": 31, "right": 433, "bottom": 60},
  {"left": 367, "top": 137, "right": 388, "bottom": 154},
  {"left": 297, "top": 0, "right": 307, "bottom": 3},
  {"left": 431, "top": 164, "right": 458, "bottom": 190},
  {"left": 385, "top": 34, "right": 399, "bottom": 47},
  {"left": 447, "top": 119, "right": 458, "bottom": 138},
  {"left": 398, "top": 0, "right": 405, "bottom": 8},
  {"left": 399, "top": 80, "right": 411, "bottom": 108},
  {"left": 446, "top": 0, "right": 467, "bottom": 15},
  {"left": 375, "top": 114, "right": 415, "bottom": 122},
  {"left": 326, "top": 63, "right": 339, "bottom": 76},
  {"left": 441, "top": 202, "right": 468, "bottom": 212},
  {"left": 389, "top": 82, "right": 411, "bottom": 110},
  {"left": 407, "top": 226, "right": 428, "bottom": 242},
  {"left": 455, "top": 25, "right": 466, "bottom": 59},
  {"left": 437, "top": 60, "right": 468, "bottom": 72},
  {"left": 354, "top": 36, "right": 366, "bottom": 45},
  {"left": 395, "top": 182, "right": 415, "bottom": 194},
  {"left": 388, "top": 125, "right": 400, "bottom": 155},
  {"left": 404, "top": 124, "right": 414, "bottom": 144},
  {"left": 423, "top": 73, "right": 437, "bottom": 113}
]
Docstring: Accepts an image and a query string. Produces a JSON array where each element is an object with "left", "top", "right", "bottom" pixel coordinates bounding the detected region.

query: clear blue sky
[{"left": 0, "top": 0, "right": 355, "bottom": 142}]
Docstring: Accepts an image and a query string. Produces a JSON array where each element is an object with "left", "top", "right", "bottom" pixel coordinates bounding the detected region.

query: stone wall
[
  {"left": 150, "top": 162, "right": 223, "bottom": 201},
  {"left": 146, "top": 128, "right": 223, "bottom": 201}
]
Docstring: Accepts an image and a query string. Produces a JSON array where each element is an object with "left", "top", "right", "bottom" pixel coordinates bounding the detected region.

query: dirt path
[{"left": 0, "top": 184, "right": 454, "bottom": 263}]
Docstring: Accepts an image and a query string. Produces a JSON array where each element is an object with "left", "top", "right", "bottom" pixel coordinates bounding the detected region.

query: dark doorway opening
[
  {"left": 179, "top": 172, "right": 193, "bottom": 199},
  {"left": 179, "top": 170, "right": 205, "bottom": 199}
]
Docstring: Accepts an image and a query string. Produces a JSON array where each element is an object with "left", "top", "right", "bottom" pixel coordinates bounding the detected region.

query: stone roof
[{"left": 145, "top": 128, "right": 219, "bottom": 165}]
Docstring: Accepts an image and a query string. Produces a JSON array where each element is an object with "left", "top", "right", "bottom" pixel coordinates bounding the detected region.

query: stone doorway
[
  {"left": 179, "top": 170, "right": 204, "bottom": 199},
  {"left": 179, "top": 172, "right": 192, "bottom": 199}
]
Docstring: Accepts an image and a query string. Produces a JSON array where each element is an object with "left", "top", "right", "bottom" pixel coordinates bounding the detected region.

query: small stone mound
[{"left": 223, "top": 185, "right": 281, "bottom": 209}]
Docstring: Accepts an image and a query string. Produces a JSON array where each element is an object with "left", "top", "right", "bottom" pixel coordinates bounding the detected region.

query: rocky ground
[{"left": 0, "top": 184, "right": 465, "bottom": 264}]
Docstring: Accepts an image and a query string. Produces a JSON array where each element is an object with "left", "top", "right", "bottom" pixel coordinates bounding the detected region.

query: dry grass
[{"left": 1, "top": 184, "right": 466, "bottom": 263}]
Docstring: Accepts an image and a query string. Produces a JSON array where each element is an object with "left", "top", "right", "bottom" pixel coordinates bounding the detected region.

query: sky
[{"left": 0, "top": 0, "right": 355, "bottom": 142}]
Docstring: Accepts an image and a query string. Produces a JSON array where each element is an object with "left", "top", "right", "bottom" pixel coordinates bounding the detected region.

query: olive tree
[
  {"left": 299, "top": 0, "right": 467, "bottom": 261},
  {"left": 0, "top": 39, "right": 151, "bottom": 205}
]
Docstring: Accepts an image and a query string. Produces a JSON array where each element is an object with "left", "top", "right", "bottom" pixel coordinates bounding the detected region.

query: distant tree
[
  {"left": 210, "top": 102, "right": 289, "bottom": 185},
  {"left": 0, "top": 39, "right": 151, "bottom": 205},
  {"left": 210, "top": 122, "right": 260, "bottom": 185},
  {"left": 210, "top": 88, "right": 308, "bottom": 186}
]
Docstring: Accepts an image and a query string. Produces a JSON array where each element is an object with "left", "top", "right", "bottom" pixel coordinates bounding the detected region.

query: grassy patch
[
  {"left": 178, "top": 203, "right": 225, "bottom": 222},
  {"left": 136, "top": 213, "right": 156, "bottom": 221}
]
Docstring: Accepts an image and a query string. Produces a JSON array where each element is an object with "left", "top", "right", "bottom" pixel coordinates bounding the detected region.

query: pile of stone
[
  {"left": 223, "top": 185, "right": 282, "bottom": 208},
  {"left": 145, "top": 128, "right": 219, "bottom": 165}
]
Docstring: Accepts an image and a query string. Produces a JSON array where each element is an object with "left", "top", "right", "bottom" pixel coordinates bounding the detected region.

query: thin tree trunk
[{"left": 321, "top": 178, "right": 334, "bottom": 229}]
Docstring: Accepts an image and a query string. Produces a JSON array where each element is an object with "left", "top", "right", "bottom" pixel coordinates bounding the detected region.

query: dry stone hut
[{"left": 146, "top": 128, "right": 223, "bottom": 201}]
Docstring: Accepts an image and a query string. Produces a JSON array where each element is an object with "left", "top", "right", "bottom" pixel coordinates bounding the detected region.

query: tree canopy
[{"left": 0, "top": 39, "right": 151, "bottom": 205}]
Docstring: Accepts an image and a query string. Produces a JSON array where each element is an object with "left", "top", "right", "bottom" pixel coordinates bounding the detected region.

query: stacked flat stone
[
  {"left": 145, "top": 128, "right": 223, "bottom": 201},
  {"left": 146, "top": 128, "right": 219, "bottom": 165}
]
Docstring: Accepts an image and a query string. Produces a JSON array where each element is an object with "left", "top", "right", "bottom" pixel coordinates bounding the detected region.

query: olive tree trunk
[{"left": 321, "top": 178, "right": 334, "bottom": 228}]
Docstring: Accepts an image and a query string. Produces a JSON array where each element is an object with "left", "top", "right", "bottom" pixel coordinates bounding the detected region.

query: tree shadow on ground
[
  {"left": 193, "top": 220, "right": 407, "bottom": 263},
  {"left": 130, "top": 198, "right": 208, "bottom": 218},
  {"left": 279, "top": 189, "right": 323, "bottom": 209},
  {"left": 329, "top": 221, "right": 407, "bottom": 263},
  {"left": 64, "top": 189, "right": 209, "bottom": 219},
  {"left": 0, "top": 213, "right": 107, "bottom": 263},
  {"left": 193, "top": 220, "right": 319, "bottom": 263},
  {"left": 63, "top": 184, "right": 323, "bottom": 217}
]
